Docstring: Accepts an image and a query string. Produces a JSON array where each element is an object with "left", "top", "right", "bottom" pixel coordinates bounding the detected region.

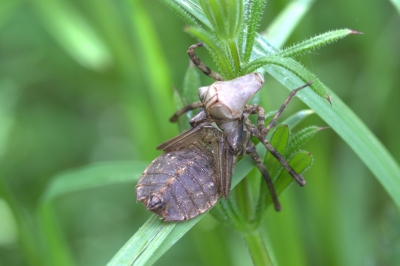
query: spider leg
[
  {"left": 262, "top": 81, "right": 313, "bottom": 135},
  {"left": 187, "top": 43, "right": 223, "bottom": 81},
  {"left": 246, "top": 142, "right": 281, "bottom": 211},
  {"left": 169, "top": 101, "right": 203, "bottom": 122}
]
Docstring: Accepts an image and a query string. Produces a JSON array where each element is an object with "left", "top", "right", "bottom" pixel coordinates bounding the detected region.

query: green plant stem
[
  {"left": 242, "top": 229, "right": 274, "bottom": 266},
  {"left": 235, "top": 179, "right": 253, "bottom": 220},
  {"left": 227, "top": 39, "right": 240, "bottom": 76}
]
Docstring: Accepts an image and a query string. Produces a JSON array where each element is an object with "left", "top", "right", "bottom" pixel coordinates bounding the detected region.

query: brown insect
[{"left": 136, "top": 43, "right": 311, "bottom": 222}]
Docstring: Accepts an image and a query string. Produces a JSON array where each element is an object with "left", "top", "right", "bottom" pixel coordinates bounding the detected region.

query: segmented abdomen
[{"left": 136, "top": 142, "right": 221, "bottom": 221}]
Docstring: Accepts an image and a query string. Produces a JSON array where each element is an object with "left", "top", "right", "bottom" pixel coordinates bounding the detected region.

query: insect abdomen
[{"left": 136, "top": 143, "right": 221, "bottom": 221}]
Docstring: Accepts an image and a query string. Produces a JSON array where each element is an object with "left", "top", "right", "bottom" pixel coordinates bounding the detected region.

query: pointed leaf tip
[
  {"left": 349, "top": 29, "right": 363, "bottom": 35},
  {"left": 318, "top": 126, "right": 331, "bottom": 131},
  {"left": 326, "top": 95, "right": 332, "bottom": 105}
]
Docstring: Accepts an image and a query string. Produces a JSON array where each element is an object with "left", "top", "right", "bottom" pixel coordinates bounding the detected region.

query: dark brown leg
[
  {"left": 245, "top": 82, "right": 313, "bottom": 187},
  {"left": 262, "top": 81, "right": 313, "bottom": 135},
  {"left": 245, "top": 119, "right": 306, "bottom": 187},
  {"left": 169, "top": 101, "right": 203, "bottom": 122},
  {"left": 187, "top": 43, "right": 224, "bottom": 81},
  {"left": 246, "top": 142, "right": 281, "bottom": 211}
]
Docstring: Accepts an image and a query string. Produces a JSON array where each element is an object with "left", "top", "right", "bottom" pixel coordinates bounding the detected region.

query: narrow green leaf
[
  {"left": 32, "top": 0, "right": 112, "bottom": 71},
  {"left": 389, "top": 0, "right": 400, "bottom": 15},
  {"left": 162, "top": 0, "right": 201, "bottom": 27},
  {"left": 169, "top": 0, "right": 212, "bottom": 28},
  {"left": 40, "top": 162, "right": 147, "bottom": 202},
  {"left": 286, "top": 126, "right": 320, "bottom": 157},
  {"left": 242, "top": 56, "right": 329, "bottom": 100},
  {"left": 0, "top": 177, "right": 42, "bottom": 265},
  {"left": 108, "top": 215, "right": 195, "bottom": 266},
  {"left": 264, "top": 151, "right": 313, "bottom": 208},
  {"left": 242, "top": 0, "right": 266, "bottom": 62},
  {"left": 264, "top": 61, "right": 400, "bottom": 210},
  {"left": 38, "top": 202, "right": 75, "bottom": 266},
  {"left": 127, "top": 0, "right": 176, "bottom": 143},
  {"left": 198, "top": 0, "right": 220, "bottom": 32},
  {"left": 253, "top": 125, "right": 290, "bottom": 225},
  {"left": 198, "top": 0, "right": 243, "bottom": 40},
  {"left": 265, "top": 125, "right": 290, "bottom": 178},
  {"left": 282, "top": 109, "right": 315, "bottom": 129},
  {"left": 264, "top": 0, "right": 315, "bottom": 48},
  {"left": 277, "top": 28, "right": 362, "bottom": 58}
]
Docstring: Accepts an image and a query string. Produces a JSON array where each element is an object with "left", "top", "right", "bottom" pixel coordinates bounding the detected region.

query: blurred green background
[{"left": 1, "top": 0, "right": 400, "bottom": 265}]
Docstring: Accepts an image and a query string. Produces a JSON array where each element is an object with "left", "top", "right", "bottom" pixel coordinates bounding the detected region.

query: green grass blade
[
  {"left": 172, "top": 0, "right": 212, "bottom": 28},
  {"left": 263, "top": 0, "right": 315, "bottom": 48},
  {"left": 40, "top": 162, "right": 147, "bottom": 202},
  {"left": 107, "top": 215, "right": 201, "bottom": 266},
  {"left": 31, "top": 0, "right": 112, "bottom": 71},
  {"left": 390, "top": 0, "right": 400, "bottom": 15},
  {"left": 266, "top": 66, "right": 400, "bottom": 210},
  {"left": 126, "top": 0, "right": 176, "bottom": 143},
  {"left": 282, "top": 109, "right": 315, "bottom": 128},
  {"left": 242, "top": 0, "right": 266, "bottom": 62},
  {"left": 37, "top": 202, "right": 75, "bottom": 266},
  {"left": 163, "top": 0, "right": 201, "bottom": 27}
]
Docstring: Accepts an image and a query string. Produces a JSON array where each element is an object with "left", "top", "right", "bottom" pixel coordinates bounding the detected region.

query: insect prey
[{"left": 136, "top": 43, "right": 312, "bottom": 222}]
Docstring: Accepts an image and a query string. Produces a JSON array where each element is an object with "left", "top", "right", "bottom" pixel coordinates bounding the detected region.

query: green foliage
[{"left": 1, "top": 0, "right": 400, "bottom": 266}]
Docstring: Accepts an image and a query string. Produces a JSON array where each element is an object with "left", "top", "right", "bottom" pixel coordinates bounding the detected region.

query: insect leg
[
  {"left": 245, "top": 118, "right": 306, "bottom": 187},
  {"left": 169, "top": 101, "right": 203, "bottom": 122},
  {"left": 262, "top": 140, "right": 306, "bottom": 186},
  {"left": 187, "top": 43, "right": 224, "bottom": 81},
  {"left": 262, "top": 81, "right": 313, "bottom": 135},
  {"left": 246, "top": 142, "right": 281, "bottom": 211},
  {"left": 244, "top": 104, "right": 266, "bottom": 134}
]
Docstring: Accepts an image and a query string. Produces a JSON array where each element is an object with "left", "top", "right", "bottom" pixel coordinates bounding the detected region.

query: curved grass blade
[
  {"left": 264, "top": 64, "right": 400, "bottom": 210},
  {"left": 40, "top": 162, "right": 147, "bottom": 202},
  {"left": 390, "top": 0, "right": 400, "bottom": 15},
  {"left": 283, "top": 109, "right": 315, "bottom": 128},
  {"left": 31, "top": 0, "right": 112, "bottom": 71}
]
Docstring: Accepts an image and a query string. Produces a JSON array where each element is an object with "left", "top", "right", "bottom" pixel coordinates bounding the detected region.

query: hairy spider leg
[
  {"left": 246, "top": 142, "right": 281, "bottom": 211},
  {"left": 187, "top": 43, "right": 224, "bottom": 81},
  {"left": 169, "top": 101, "right": 203, "bottom": 122},
  {"left": 245, "top": 81, "right": 313, "bottom": 187},
  {"left": 262, "top": 81, "right": 313, "bottom": 135}
]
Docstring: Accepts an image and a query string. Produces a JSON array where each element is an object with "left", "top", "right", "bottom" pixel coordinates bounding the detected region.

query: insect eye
[{"left": 148, "top": 195, "right": 163, "bottom": 210}]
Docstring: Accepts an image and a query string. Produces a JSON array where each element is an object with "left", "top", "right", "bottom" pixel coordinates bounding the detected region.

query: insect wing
[
  {"left": 213, "top": 136, "right": 234, "bottom": 199},
  {"left": 156, "top": 123, "right": 212, "bottom": 152}
]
